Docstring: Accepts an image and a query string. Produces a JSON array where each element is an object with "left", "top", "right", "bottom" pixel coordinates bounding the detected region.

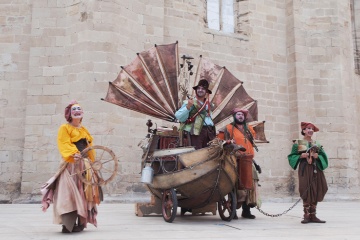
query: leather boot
[
  {"left": 77, "top": 218, "right": 85, "bottom": 231},
  {"left": 241, "top": 202, "right": 255, "bottom": 219},
  {"left": 61, "top": 225, "right": 71, "bottom": 233},
  {"left": 301, "top": 204, "right": 311, "bottom": 224},
  {"left": 310, "top": 204, "right": 326, "bottom": 223},
  {"left": 71, "top": 225, "right": 82, "bottom": 232},
  {"left": 78, "top": 224, "right": 85, "bottom": 231},
  {"left": 62, "top": 224, "right": 82, "bottom": 233}
]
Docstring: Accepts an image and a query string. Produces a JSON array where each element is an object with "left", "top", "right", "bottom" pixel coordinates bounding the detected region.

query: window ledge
[{"left": 204, "top": 28, "right": 249, "bottom": 41}]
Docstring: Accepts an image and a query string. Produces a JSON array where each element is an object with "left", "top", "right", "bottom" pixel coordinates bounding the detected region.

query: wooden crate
[{"left": 135, "top": 195, "right": 162, "bottom": 217}]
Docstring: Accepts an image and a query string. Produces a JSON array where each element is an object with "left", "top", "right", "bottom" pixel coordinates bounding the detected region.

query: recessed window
[{"left": 207, "top": 0, "right": 235, "bottom": 33}]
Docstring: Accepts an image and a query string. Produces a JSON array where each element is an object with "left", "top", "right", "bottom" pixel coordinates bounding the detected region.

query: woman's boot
[
  {"left": 301, "top": 204, "right": 311, "bottom": 224},
  {"left": 61, "top": 225, "right": 71, "bottom": 233},
  {"left": 310, "top": 204, "right": 326, "bottom": 223}
]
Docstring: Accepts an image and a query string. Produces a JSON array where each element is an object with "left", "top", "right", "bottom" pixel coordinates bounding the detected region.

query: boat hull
[{"left": 146, "top": 143, "right": 237, "bottom": 209}]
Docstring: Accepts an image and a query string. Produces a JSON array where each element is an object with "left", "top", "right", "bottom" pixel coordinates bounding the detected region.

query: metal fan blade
[
  {"left": 103, "top": 82, "right": 176, "bottom": 122},
  {"left": 104, "top": 43, "right": 179, "bottom": 122},
  {"left": 249, "top": 121, "right": 270, "bottom": 143}
]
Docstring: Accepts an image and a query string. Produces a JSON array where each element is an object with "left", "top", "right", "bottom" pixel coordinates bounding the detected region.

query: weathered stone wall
[
  {"left": 0, "top": 0, "right": 31, "bottom": 202},
  {"left": 286, "top": 0, "right": 360, "bottom": 200},
  {"left": 0, "top": 0, "right": 359, "bottom": 203}
]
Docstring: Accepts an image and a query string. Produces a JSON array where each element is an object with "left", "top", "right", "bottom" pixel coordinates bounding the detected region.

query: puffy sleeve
[
  {"left": 217, "top": 126, "right": 226, "bottom": 140},
  {"left": 57, "top": 124, "right": 78, "bottom": 163},
  {"left": 175, "top": 101, "right": 191, "bottom": 123},
  {"left": 216, "top": 126, "right": 231, "bottom": 141},
  {"left": 316, "top": 144, "right": 328, "bottom": 171},
  {"left": 287, "top": 144, "right": 300, "bottom": 170}
]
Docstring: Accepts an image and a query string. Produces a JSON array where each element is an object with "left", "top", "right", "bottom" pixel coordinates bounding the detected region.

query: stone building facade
[{"left": 0, "top": 0, "right": 359, "bottom": 203}]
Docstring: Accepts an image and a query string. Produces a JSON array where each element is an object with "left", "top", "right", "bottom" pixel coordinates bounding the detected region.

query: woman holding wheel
[{"left": 41, "top": 100, "right": 101, "bottom": 233}]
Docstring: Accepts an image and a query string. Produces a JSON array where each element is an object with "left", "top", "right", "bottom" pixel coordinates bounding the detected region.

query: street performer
[
  {"left": 41, "top": 100, "right": 102, "bottom": 233},
  {"left": 217, "top": 108, "right": 261, "bottom": 219},
  {"left": 288, "top": 122, "right": 328, "bottom": 224},
  {"left": 175, "top": 79, "right": 215, "bottom": 149}
]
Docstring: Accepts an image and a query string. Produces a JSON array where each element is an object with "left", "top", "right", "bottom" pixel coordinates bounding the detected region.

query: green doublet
[{"left": 287, "top": 140, "right": 328, "bottom": 171}]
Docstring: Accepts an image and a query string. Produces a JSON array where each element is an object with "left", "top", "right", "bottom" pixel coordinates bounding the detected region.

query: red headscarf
[
  {"left": 64, "top": 100, "right": 78, "bottom": 122},
  {"left": 301, "top": 122, "right": 319, "bottom": 132},
  {"left": 231, "top": 108, "right": 249, "bottom": 119}
]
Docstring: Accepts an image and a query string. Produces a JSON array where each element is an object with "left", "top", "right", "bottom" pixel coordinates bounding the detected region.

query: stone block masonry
[{"left": 0, "top": 0, "right": 359, "bottom": 203}]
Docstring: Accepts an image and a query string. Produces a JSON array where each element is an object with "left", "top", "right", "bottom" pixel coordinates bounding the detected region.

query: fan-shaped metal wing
[
  {"left": 249, "top": 121, "right": 269, "bottom": 143},
  {"left": 103, "top": 42, "right": 268, "bottom": 143},
  {"left": 191, "top": 57, "right": 258, "bottom": 125},
  {"left": 103, "top": 42, "right": 179, "bottom": 122}
]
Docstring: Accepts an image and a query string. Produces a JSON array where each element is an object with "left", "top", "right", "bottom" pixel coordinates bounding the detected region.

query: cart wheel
[
  {"left": 162, "top": 188, "right": 178, "bottom": 223},
  {"left": 75, "top": 145, "right": 118, "bottom": 186},
  {"left": 218, "top": 191, "right": 236, "bottom": 221}
]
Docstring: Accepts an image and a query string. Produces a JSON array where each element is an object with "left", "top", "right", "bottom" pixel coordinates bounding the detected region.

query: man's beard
[{"left": 234, "top": 118, "right": 244, "bottom": 124}]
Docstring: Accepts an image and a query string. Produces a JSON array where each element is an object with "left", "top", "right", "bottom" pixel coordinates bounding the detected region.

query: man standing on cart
[
  {"left": 175, "top": 79, "right": 216, "bottom": 149},
  {"left": 217, "top": 108, "right": 261, "bottom": 219}
]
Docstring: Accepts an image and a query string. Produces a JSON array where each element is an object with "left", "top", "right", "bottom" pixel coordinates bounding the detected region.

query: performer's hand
[
  {"left": 73, "top": 153, "right": 82, "bottom": 161},
  {"left": 300, "top": 152, "right": 309, "bottom": 158},
  {"left": 186, "top": 98, "right": 194, "bottom": 110},
  {"left": 312, "top": 152, "right": 319, "bottom": 159},
  {"left": 307, "top": 157, "right": 312, "bottom": 164}
]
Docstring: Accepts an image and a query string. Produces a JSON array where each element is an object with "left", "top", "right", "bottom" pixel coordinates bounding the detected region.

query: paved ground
[{"left": 0, "top": 201, "right": 359, "bottom": 240}]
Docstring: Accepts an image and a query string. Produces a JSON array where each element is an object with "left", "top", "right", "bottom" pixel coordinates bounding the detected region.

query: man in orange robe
[{"left": 217, "top": 108, "right": 258, "bottom": 219}]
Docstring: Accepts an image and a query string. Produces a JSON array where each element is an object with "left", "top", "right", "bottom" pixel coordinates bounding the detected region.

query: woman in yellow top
[{"left": 41, "top": 100, "right": 100, "bottom": 233}]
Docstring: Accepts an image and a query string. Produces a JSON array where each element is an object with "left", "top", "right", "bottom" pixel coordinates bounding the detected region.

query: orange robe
[{"left": 218, "top": 124, "right": 256, "bottom": 190}]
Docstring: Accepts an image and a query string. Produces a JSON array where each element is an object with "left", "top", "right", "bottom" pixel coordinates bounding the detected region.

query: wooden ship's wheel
[{"left": 75, "top": 145, "right": 118, "bottom": 186}]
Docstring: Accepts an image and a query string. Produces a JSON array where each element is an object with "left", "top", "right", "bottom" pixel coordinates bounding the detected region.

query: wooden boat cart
[
  {"left": 102, "top": 42, "right": 269, "bottom": 222},
  {"left": 138, "top": 121, "right": 241, "bottom": 223}
]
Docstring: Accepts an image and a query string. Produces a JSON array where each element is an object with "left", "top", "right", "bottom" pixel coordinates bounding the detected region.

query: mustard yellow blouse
[{"left": 57, "top": 123, "right": 95, "bottom": 163}]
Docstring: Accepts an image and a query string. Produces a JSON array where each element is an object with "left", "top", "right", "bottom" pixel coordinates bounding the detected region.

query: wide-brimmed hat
[
  {"left": 193, "top": 79, "right": 212, "bottom": 94},
  {"left": 231, "top": 108, "right": 249, "bottom": 119},
  {"left": 301, "top": 122, "right": 319, "bottom": 132}
]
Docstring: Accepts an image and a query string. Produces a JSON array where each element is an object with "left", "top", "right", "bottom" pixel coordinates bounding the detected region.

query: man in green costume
[
  {"left": 175, "top": 79, "right": 215, "bottom": 149},
  {"left": 288, "top": 122, "right": 328, "bottom": 224}
]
